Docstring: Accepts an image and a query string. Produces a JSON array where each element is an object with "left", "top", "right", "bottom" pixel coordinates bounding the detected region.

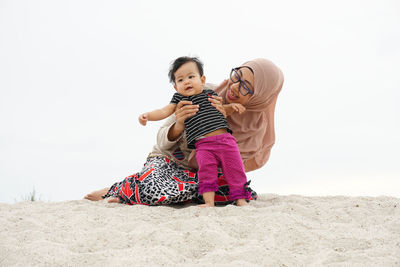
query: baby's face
[{"left": 174, "top": 62, "right": 205, "bottom": 96}]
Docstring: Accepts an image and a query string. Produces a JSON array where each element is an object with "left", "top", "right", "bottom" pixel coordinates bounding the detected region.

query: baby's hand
[
  {"left": 231, "top": 103, "right": 246, "bottom": 114},
  {"left": 224, "top": 103, "right": 246, "bottom": 116},
  {"left": 139, "top": 113, "right": 148, "bottom": 126}
]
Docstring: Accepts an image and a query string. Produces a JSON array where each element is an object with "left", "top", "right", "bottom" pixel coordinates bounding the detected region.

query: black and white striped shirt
[{"left": 170, "top": 89, "right": 232, "bottom": 149}]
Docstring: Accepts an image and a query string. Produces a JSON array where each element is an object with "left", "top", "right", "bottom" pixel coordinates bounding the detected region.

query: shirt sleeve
[
  {"left": 170, "top": 93, "right": 183, "bottom": 105},
  {"left": 156, "top": 114, "right": 182, "bottom": 151}
]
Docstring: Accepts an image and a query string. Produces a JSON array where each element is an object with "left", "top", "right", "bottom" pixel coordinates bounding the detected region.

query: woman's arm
[
  {"left": 167, "top": 101, "right": 199, "bottom": 141},
  {"left": 139, "top": 104, "right": 176, "bottom": 126},
  {"left": 156, "top": 115, "right": 181, "bottom": 151},
  {"left": 155, "top": 101, "right": 199, "bottom": 153}
]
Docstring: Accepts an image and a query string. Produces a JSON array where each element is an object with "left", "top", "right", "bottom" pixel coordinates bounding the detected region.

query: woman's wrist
[{"left": 167, "top": 122, "right": 184, "bottom": 141}]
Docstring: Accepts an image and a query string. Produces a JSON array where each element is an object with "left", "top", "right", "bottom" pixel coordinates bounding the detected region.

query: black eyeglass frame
[{"left": 230, "top": 67, "right": 254, "bottom": 96}]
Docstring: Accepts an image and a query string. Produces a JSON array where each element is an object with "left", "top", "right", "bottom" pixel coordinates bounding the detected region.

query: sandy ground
[{"left": 1, "top": 194, "right": 399, "bottom": 266}]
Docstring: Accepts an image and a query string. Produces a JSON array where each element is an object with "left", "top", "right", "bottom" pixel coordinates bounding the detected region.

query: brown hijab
[{"left": 215, "top": 58, "right": 284, "bottom": 172}]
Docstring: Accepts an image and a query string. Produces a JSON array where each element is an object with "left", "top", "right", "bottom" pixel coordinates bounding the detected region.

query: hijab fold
[{"left": 215, "top": 58, "right": 284, "bottom": 172}]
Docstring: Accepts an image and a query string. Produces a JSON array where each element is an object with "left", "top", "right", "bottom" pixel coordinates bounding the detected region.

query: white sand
[{"left": 1, "top": 194, "right": 399, "bottom": 266}]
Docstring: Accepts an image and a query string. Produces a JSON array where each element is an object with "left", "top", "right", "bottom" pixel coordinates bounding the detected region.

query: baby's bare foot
[
  {"left": 235, "top": 199, "right": 248, "bottom": 206},
  {"left": 84, "top": 187, "right": 109, "bottom": 201},
  {"left": 197, "top": 203, "right": 215, "bottom": 208},
  {"left": 108, "top": 197, "right": 122, "bottom": 204}
]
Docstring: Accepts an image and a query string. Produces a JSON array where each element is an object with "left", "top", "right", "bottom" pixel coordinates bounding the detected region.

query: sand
[{"left": 1, "top": 194, "right": 399, "bottom": 266}]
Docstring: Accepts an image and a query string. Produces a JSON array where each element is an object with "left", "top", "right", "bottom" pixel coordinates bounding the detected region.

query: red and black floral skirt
[{"left": 103, "top": 156, "right": 257, "bottom": 205}]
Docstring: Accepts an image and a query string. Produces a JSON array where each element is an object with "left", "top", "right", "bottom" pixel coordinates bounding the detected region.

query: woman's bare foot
[
  {"left": 84, "top": 187, "right": 109, "bottom": 201},
  {"left": 107, "top": 197, "right": 122, "bottom": 204},
  {"left": 235, "top": 199, "right": 248, "bottom": 206}
]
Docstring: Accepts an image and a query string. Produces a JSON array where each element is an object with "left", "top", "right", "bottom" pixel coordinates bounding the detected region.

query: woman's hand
[
  {"left": 167, "top": 101, "right": 199, "bottom": 141},
  {"left": 208, "top": 95, "right": 226, "bottom": 117},
  {"left": 224, "top": 103, "right": 246, "bottom": 117},
  {"left": 175, "top": 100, "right": 199, "bottom": 127}
]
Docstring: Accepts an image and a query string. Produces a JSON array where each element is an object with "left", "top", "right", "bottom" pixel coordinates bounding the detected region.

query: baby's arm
[
  {"left": 139, "top": 103, "right": 176, "bottom": 126},
  {"left": 224, "top": 103, "right": 246, "bottom": 116},
  {"left": 208, "top": 94, "right": 245, "bottom": 117}
]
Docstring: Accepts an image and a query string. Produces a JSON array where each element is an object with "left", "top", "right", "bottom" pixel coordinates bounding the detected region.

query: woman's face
[{"left": 225, "top": 66, "right": 254, "bottom": 106}]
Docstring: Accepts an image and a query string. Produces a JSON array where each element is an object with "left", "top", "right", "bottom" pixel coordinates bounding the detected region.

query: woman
[{"left": 84, "top": 58, "right": 283, "bottom": 205}]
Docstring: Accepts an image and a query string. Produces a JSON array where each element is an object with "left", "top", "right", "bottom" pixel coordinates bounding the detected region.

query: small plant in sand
[
  {"left": 27, "top": 188, "right": 37, "bottom": 201},
  {"left": 17, "top": 188, "right": 41, "bottom": 202}
]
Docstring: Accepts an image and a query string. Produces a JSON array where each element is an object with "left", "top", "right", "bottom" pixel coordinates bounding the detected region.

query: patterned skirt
[{"left": 103, "top": 156, "right": 257, "bottom": 205}]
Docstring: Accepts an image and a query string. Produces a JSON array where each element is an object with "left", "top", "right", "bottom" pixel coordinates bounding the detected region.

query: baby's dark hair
[{"left": 168, "top": 56, "right": 204, "bottom": 84}]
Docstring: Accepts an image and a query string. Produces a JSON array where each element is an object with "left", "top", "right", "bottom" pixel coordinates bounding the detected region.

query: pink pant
[{"left": 195, "top": 133, "right": 250, "bottom": 201}]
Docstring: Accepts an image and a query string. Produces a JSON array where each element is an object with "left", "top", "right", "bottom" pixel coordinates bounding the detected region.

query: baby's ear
[
  {"left": 201, "top": 75, "right": 206, "bottom": 85},
  {"left": 173, "top": 84, "right": 178, "bottom": 91}
]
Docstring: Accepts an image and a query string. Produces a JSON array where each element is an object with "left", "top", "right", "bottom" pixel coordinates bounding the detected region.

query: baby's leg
[
  {"left": 235, "top": 198, "right": 248, "bottom": 206},
  {"left": 195, "top": 143, "right": 219, "bottom": 208},
  {"left": 218, "top": 136, "right": 250, "bottom": 205},
  {"left": 198, "top": 191, "right": 215, "bottom": 208}
]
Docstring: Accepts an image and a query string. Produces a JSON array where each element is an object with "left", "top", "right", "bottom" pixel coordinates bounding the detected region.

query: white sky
[{"left": 1, "top": 0, "right": 399, "bottom": 203}]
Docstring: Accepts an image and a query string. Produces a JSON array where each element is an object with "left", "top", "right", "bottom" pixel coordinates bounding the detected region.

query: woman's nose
[{"left": 230, "top": 82, "right": 239, "bottom": 93}]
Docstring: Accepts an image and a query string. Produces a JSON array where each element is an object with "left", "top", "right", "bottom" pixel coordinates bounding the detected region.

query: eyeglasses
[{"left": 230, "top": 68, "right": 254, "bottom": 96}]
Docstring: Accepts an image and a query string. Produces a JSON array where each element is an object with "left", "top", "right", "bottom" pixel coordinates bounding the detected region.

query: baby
[{"left": 139, "top": 56, "right": 250, "bottom": 207}]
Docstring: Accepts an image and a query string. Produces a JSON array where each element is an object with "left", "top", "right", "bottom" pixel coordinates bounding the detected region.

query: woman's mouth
[{"left": 227, "top": 88, "right": 238, "bottom": 100}]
